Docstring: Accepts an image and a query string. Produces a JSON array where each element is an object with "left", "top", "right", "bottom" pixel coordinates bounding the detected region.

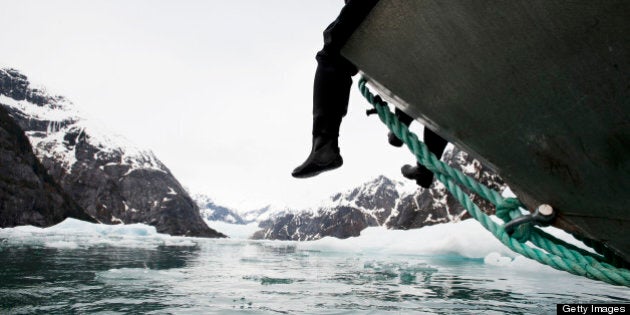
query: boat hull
[{"left": 342, "top": 0, "right": 630, "bottom": 262}]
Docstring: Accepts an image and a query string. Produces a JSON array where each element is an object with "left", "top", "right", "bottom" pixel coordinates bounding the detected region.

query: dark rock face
[
  {"left": 0, "top": 68, "right": 58, "bottom": 106},
  {"left": 330, "top": 175, "right": 400, "bottom": 225},
  {"left": 0, "top": 68, "right": 224, "bottom": 238},
  {"left": 0, "top": 105, "right": 94, "bottom": 227},
  {"left": 253, "top": 148, "right": 505, "bottom": 240}
]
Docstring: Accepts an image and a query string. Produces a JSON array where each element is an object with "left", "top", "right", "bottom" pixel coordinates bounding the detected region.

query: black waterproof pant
[
  {"left": 312, "top": 0, "right": 379, "bottom": 138},
  {"left": 395, "top": 108, "right": 449, "bottom": 159},
  {"left": 312, "top": 0, "right": 448, "bottom": 159}
]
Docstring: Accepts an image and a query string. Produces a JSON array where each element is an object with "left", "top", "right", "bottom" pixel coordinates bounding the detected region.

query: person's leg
[
  {"left": 290, "top": 57, "right": 350, "bottom": 178},
  {"left": 292, "top": 0, "right": 379, "bottom": 178},
  {"left": 401, "top": 128, "right": 449, "bottom": 188},
  {"left": 388, "top": 108, "right": 414, "bottom": 147},
  {"left": 424, "top": 128, "right": 449, "bottom": 159}
]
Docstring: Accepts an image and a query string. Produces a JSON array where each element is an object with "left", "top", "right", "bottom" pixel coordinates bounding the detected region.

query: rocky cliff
[
  {"left": 252, "top": 147, "right": 506, "bottom": 240},
  {"left": 0, "top": 105, "right": 94, "bottom": 227},
  {"left": 0, "top": 68, "right": 224, "bottom": 237}
]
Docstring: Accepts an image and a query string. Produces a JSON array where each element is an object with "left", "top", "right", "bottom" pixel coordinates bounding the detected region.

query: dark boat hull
[{"left": 342, "top": 0, "right": 630, "bottom": 262}]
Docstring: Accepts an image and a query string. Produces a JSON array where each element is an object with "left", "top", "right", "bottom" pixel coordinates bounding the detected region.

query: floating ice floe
[
  {"left": 293, "top": 217, "right": 591, "bottom": 273},
  {"left": 1, "top": 214, "right": 590, "bottom": 276},
  {"left": 0, "top": 218, "right": 198, "bottom": 249}
]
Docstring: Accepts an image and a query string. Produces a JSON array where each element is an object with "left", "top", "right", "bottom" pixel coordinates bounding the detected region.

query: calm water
[{"left": 1, "top": 231, "right": 629, "bottom": 315}]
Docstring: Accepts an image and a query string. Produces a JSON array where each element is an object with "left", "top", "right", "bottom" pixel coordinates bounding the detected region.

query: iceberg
[{"left": 0, "top": 218, "right": 198, "bottom": 249}]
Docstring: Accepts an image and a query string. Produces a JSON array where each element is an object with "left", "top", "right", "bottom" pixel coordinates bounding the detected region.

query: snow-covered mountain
[
  {"left": 240, "top": 203, "right": 297, "bottom": 224},
  {"left": 252, "top": 147, "right": 506, "bottom": 240},
  {"left": 251, "top": 176, "right": 407, "bottom": 240},
  {"left": 192, "top": 193, "right": 291, "bottom": 226},
  {"left": 0, "top": 68, "right": 224, "bottom": 237},
  {"left": 386, "top": 148, "right": 506, "bottom": 230},
  {"left": 194, "top": 194, "right": 245, "bottom": 224},
  {"left": 240, "top": 206, "right": 273, "bottom": 224}
]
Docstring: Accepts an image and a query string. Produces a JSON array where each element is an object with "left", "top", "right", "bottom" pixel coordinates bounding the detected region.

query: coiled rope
[{"left": 358, "top": 77, "right": 630, "bottom": 286}]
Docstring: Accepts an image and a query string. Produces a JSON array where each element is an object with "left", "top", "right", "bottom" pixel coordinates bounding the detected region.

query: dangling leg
[
  {"left": 292, "top": 0, "right": 379, "bottom": 178},
  {"left": 388, "top": 108, "right": 414, "bottom": 147},
  {"left": 401, "top": 128, "right": 449, "bottom": 188},
  {"left": 291, "top": 56, "right": 352, "bottom": 178}
]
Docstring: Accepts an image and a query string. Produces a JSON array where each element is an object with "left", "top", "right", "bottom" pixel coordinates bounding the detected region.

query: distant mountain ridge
[
  {"left": 251, "top": 176, "right": 404, "bottom": 240},
  {"left": 251, "top": 148, "right": 506, "bottom": 240},
  {"left": 194, "top": 194, "right": 246, "bottom": 224},
  {"left": 0, "top": 68, "right": 224, "bottom": 237}
]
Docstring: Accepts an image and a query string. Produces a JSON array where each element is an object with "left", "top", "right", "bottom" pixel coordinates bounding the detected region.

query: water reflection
[
  {"left": 0, "top": 244, "right": 200, "bottom": 313},
  {"left": 321, "top": 257, "right": 543, "bottom": 314},
  {"left": 1, "top": 237, "right": 628, "bottom": 314}
]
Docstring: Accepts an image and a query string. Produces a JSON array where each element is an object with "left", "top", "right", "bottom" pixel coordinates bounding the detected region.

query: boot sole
[{"left": 292, "top": 157, "right": 343, "bottom": 179}]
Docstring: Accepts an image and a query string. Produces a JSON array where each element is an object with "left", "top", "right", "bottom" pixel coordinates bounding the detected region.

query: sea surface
[{"left": 0, "top": 219, "right": 628, "bottom": 314}]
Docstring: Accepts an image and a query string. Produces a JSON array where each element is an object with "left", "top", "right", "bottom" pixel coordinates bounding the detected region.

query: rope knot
[
  {"left": 497, "top": 198, "right": 532, "bottom": 242},
  {"left": 511, "top": 224, "right": 533, "bottom": 243},
  {"left": 496, "top": 198, "right": 522, "bottom": 222}
]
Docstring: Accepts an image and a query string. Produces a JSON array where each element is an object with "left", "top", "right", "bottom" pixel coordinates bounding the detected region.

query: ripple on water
[{"left": 1, "top": 233, "right": 629, "bottom": 314}]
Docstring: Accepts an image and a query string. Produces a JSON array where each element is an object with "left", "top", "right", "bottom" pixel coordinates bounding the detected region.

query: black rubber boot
[
  {"left": 401, "top": 163, "right": 434, "bottom": 189},
  {"left": 292, "top": 136, "right": 343, "bottom": 178},
  {"left": 401, "top": 127, "right": 449, "bottom": 188},
  {"left": 388, "top": 131, "right": 404, "bottom": 147}
]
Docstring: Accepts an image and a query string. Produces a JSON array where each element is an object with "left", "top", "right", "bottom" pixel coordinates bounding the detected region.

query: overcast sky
[{"left": 0, "top": 0, "right": 422, "bottom": 210}]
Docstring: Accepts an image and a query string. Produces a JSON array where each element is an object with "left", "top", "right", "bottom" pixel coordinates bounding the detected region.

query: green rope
[{"left": 358, "top": 77, "right": 630, "bottom": 287}]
